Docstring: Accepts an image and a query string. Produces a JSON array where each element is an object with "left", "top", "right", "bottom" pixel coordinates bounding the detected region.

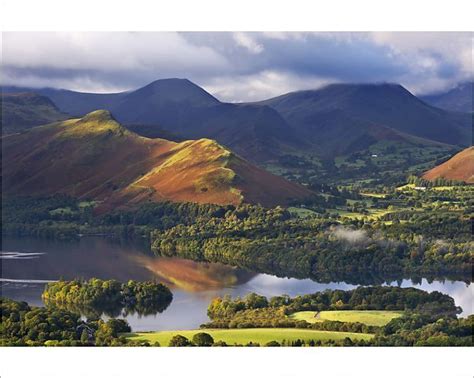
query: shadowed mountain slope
[
  {"left": 422, "top": 82, "right": 473, "bottom": 113},
  {"left": 257, "top": 83, "right": 471, "bottom": 155},
  {"left": 1, "top": 92, "right": 68, "bottom": 135}
]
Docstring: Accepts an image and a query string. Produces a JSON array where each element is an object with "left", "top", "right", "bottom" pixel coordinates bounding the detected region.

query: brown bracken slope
[
  {"left": 2, "top": 110, "right": 313, "bottom": 210},
  {"left": 422, "top": 147, "right": 474, "bottom": 184}
]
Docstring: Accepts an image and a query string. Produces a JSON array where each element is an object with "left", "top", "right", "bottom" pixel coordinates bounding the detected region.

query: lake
[{"left": 1, "top": 236, "right": 472, "bottom": 331}]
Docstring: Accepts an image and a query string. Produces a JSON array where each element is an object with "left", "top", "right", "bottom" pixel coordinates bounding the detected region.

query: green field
[
  {"left": 125, "top": 328, "right": 374, "bottom": 346},
  {"left": 360, "top": 192, "right": 387, "bottom": 198},
  {"left": 329, "top": 207, "right": 395, "bottom": 221},
  {"left": 289, "top": 310, "right": 403, "bottom": 327},
  {"left": 288, "top": 206, "right": 318, "bottom": 218}
]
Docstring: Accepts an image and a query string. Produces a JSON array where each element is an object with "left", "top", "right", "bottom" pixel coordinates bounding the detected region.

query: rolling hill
[
  {"left": 422, "top": 82, "right": 473, "bottom": 113},
  {"left": 1, "top": 92, "right": 68, "bottom": 135},
  {"left": 257, "top": 83, "right": 471, "bottom": 156},
  {"left": 2, "top": 110, "right": 313, "bottom": 209},
  {"left": 422, "top": 147, "right": 474, "bottom": 184}
]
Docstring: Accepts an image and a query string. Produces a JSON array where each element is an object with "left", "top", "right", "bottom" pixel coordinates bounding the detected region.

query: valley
[{"left": 1, "top": 77, "right": 473, "bottom": 348}]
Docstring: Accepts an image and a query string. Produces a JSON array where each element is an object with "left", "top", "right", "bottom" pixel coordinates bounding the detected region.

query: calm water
[{"left": 1, "top": 237, "right": 472, "bottom": 331}]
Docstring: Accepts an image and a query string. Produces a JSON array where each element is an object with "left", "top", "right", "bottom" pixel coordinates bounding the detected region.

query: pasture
[
  {"left": 289, "top": 310, "right": 403, "bottom": 327},
  {"left": 125, "top": 328, "right": 374, "bottom": 346}
]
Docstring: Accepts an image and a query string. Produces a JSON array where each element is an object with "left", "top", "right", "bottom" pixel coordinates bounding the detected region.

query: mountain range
[
  {"left": 2, "top": 79, "right": 472, "bottom": 210},
  {"left": 257, "top": 83, "right": 470, "bottom": 156},
  {"left": 2, "top": 110, "right": 313, "bottom": 210},
  {"left": 3, "top": 79, "right": 471, "bottom": 162},
  {"left": 3, "top": 79, "right": 297, "bottom": 162}
]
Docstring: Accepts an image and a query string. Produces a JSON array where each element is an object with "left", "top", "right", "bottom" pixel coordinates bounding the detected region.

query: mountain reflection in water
[
  {"left": 0, "top": 237, "right": 254, "bottom": 290},
  {"left": 133, "top": 254, "right": 255, "bottom": 291}
]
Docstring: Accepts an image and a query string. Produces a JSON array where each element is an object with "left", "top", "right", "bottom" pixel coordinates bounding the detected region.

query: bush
[
  {"left": 192, "top": 332, "right": 214, "bottom": 346},
  {"left": 212, "top": 340, "right": 228, "bottom": 347},
  {"left": 169, "top": 335, "right": 191, "bottom": 347}
]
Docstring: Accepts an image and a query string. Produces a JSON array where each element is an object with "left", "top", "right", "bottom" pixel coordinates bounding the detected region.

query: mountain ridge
[
  {"left": 257, "top": 82, "right": 471, "bottom": 149},
  {"left": 3, "top": 80, "right": 470, "bottom": 161},
  {"left": 1, "top": 92, "right": 68, "bottom": 135},
  {"left": 2, "top": 110, "right": 313, "bottom": 210}
]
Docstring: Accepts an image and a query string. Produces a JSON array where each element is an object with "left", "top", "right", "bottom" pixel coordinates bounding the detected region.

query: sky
[{"left": 1, "top": 32, "right": 472, "bottom": 102}]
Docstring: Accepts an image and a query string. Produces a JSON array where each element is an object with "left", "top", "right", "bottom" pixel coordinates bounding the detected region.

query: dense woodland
[
  {"left": 2, "top": 183, "right": 472, "bottom": 285},
  {"left": 0, "top": 297, "right": 150, "bottom": 346},
  {"left": 149, "top": 205, "right": 471, "bottom": 282}
]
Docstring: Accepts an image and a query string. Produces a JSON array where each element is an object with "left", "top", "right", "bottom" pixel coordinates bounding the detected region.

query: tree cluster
[{"left": 42, "top": 278, "right": 173, "bottom": 317}]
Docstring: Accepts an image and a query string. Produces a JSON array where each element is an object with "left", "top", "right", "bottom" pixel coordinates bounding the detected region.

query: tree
[
  {"left": 80, "top": 329, "right": 89, "bottom": 344},
  {"left": 169, "top": 335, "right": 191, "bottom": 347},
  {"left": 265, "top": 340, "right": 281, "bottom": 347},
  {"left": 192, "top": 332, "right": 214, "bottom": 346}
]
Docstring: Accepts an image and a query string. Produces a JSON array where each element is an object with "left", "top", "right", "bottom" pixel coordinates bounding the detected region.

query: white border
[
  {"left": 0, "top": 347, "right": 473, "bottom": 378},
  {"left": 1, "top": 1, "right": 473, "bottom": 377},
  {"left": 1, "top": 0, "right": 474, "bottom": 31}
]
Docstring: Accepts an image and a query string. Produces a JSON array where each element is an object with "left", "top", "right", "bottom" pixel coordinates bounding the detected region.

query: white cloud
[
  {"left": 2, "top": 32, "right": 229, "bottom": 89},
  {"left": 203, "top": 70, "right": 337, "bottom": 102},
  {"left": 1, "top": 71, "right": 127, "bottom": 93},
  {"left": 232, "top": 32, "right": 264, "bottom": 54},
  {"left": 369, "top": 32, "right": 473, "bottom": 94},
  {"left": 332, "top": 226, "right": 369, "bottom": 245}
]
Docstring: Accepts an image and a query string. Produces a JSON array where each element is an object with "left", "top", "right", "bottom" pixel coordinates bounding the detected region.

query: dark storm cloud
[
  {"left": 179, "top": 32, "right": 407, "bottom": 80},
  {"left": 255, "top": 35, "right": 407, "bottom": 81}
]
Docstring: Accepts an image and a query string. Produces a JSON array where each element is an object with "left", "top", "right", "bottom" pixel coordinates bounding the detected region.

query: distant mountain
[
  {"left": 422, "top": 147, "right": 474, "bottom": 184},
  {"left": 257, "top": 83, "right": 471, "bottom": 156},
  {"left": 2, "top": 110, "right": 313, "bottom": 209},
  {"left": 1, "top": 85, "right": 126, "bottom": 116},
  {"left": 0, "top": 92, "right": 68, "bottom": 135},
  {"left": 2, "top": 79, "right": 298, "bottom": 162},
  {"left": 422, "top": 82, "right": 473, "bottom": 113},
  {"left": 3, "top": 80, "right": 470, "bottom": 161}
]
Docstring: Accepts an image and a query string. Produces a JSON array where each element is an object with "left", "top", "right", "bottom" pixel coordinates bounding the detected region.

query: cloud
[
  {"left": 1, "top": 32, "right": 471, "bottom": 100},
  {"left": 368, "top": 32, "right": 472, "bottom": 94},
  {"left": 332, "top": 226, "right": 369, "bottom": 245},
  {"left": 204, "top": 70, "right": 338, "bottom": 102},
  {"left": 232, "top": 32, "right": 264, "bottom": 54},
  {"left": 2, "top": 32, "right": 230, "bottom": 92}
]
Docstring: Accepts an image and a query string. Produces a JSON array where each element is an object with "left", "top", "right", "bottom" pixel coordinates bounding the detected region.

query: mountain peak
[
  {"left": 132, "top": 78, "right": 219, "bottom": 105},
  {"left": 147, "top": 78, "right": 194, "bottom": 86},
  {"left": 67, "top": 109, "right": 131, "bottom": 137},
  {"left": 81, "top": 109, "right": 115, "bottom": 122}
]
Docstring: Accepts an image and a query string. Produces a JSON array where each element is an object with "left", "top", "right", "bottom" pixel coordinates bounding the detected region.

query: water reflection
[
  {"left": 132, "top": 254, "right": 255, "bottom": 291},
  {"left": 1, "top": 236, "right": 472, "bottom": 331}
]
